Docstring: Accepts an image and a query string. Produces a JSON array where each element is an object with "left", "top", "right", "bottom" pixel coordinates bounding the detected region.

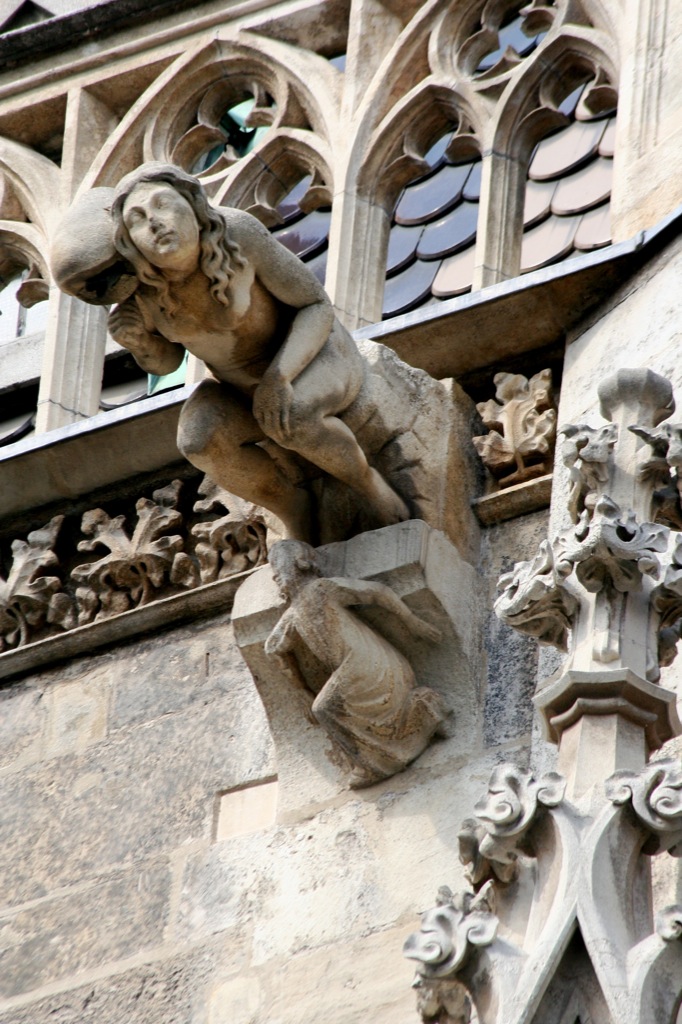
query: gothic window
[
  {"left": 382, "top": 130, "right": 481, "bottom": 318},
  {"left": 521, "top": 82, "right": 616, "bottom": 273},
  {"left": 270, "top": 174, "right": 331, "bottom": 284},
  {"left": 0, "top": 269, "right": 48, "bottom": 344}
]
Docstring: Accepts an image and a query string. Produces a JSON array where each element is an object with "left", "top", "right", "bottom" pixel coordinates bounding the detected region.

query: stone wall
[{"left": 0, "top": 506, "right": 547, "bottom": 1022}]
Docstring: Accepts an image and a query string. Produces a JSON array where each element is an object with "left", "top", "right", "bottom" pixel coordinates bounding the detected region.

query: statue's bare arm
[
  {"left": 327, "top": 578, "right": 442, "bottom": 644},
  {"left": 108, "top": 295, "right": 184, "bottom": 376},
  {"left": 226, "top": 210, "right": 337, "bottom": 434}
]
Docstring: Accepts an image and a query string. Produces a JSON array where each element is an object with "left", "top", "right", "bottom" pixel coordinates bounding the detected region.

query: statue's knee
[
  {"left": 177, "top": 381, "right": 224, "bottom": 459},
  {"left": 270, "top": 401, "right": 315, "bottom": 449}
]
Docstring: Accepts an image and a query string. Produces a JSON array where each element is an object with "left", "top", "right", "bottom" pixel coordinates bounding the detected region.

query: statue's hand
[
  {"left": 253, "top": 370, "right": 295, "bottom": 440},
  {"left": 413, "top": 619, "right": 442, "bottom": 644},
  {"left": 108, "top": 300, "right": 148, "bottom": 350}
]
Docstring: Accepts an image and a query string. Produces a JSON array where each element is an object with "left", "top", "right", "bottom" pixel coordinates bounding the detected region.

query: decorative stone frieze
[
  {"left": 0, "top": 473, "right": 281, "bottom": 671},
  {"left": 0, "top": 515, "right": 64, "bottom": 651},
  {"left": 473, "top": 369, "right": 556, "bottom": 488}
]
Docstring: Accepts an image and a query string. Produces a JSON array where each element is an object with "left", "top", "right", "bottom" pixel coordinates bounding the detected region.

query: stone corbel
[{"left": 232, "top": 520, "right": 480, "bottom": 819}]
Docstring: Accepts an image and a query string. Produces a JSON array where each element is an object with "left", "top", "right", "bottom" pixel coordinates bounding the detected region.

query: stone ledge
[
  {"left": 0, "top": 568, "right": 255, "bottom": 685},
  {"left": 473, "top": 474, "right": 552, "bottom": 525}
]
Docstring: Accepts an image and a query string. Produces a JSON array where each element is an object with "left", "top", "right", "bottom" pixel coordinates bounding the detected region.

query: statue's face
[{"left": 121, "top": 182, "right": 200, "bottom": 274}]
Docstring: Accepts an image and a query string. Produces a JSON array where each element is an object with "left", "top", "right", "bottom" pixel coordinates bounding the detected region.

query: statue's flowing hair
[{"left": 111, "top": 162, "right": 246, "bottom": 315}]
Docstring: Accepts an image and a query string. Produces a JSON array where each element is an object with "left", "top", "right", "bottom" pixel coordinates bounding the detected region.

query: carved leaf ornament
[
  {"left": 459, "top": 764, "right": 566, "bottom": 883},
  {"left": 606, "top": 758, "right": 682, "bottom": 854},
  {"left": 473, "top": 369, "right": 556, "bottom": 486},
  {"left": 494, "top": 538, "right": 578, "bottom": 649},
  {"left": 71, "top": 482, "right": 185, "bottom": 623},
  {"left": 554, "top": 495, "right": 667, "bottom": 594},
  {"left": 0, "top": 515, "right": 63, "bottom": 650},
  {"left": 403, "top": 881, "right": 498, "bottom": 980}
]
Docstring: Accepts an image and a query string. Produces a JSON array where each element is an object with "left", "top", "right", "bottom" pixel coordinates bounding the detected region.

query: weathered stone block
[
  {"left": 109, "top": 618, "right": 254, "bottom": 730},
  {"left": 0, "top": 863, "right": 170, "bottom": 998},
  {"left": 0, "top": 683, "right": 45, "bottom": 773},
  {"left": 0, "top": 690, "right": 274, "bottom": 906}
]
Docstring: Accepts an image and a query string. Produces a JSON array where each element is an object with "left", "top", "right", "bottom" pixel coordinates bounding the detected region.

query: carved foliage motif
[
  {"left": 630, "top": 422, "right": 682, "bottom": 528},
  {"left": 494, "top": 538, "right": 578, "bottom": 650},
  {"left": 0, "top": 474, "right": 273, "bottom": 651},
  {"left": 0, "top": 515, "right": 64, "bottom": 651},
  {"left": 473, "top": 369, "right": 556, "bottom": 488},
  {"left": 72, "top": 481, "right": 186, "bottom": 624},
  {"left": 190, "top": 477, "right": 270, "bottom": 585},
  {"left": 554, "top": 495, "right": 667, "bottom": 595},
  {"left": 606, "top": 758, "right": 682, "bottom": 855},
  {"left": 459, "top": 764, "right": 566, "bottom": 884},
  {"left": 404, "top": 882, "right": 497, "bottom": 1023},
  {"left": 561, "top": 422, "right": 618, "bottom": 523}
]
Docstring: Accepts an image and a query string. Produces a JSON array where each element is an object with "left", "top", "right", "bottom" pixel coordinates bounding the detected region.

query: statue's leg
[
  {"left": 177, "top": 380, "right": 312, "bottom": 540},
  {"left": 268, "top": 338, "right": 409, "bottom": 526}
]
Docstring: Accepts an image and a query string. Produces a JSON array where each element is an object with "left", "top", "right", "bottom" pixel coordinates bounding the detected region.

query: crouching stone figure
[
  {"left": 264, "top": 540, "right": 446, "bottom": 787},
  {"left": 51, "top": 162, "right": 412, "bottom": 544}
]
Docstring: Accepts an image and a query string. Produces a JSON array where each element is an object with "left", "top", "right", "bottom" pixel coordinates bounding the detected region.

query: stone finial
[{"left": 473, "top": 369, "right": 556, "bottom": 488}]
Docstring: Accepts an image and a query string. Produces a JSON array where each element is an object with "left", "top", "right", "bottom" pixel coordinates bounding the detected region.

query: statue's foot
[{"left": 364, "top": 468, "right": 410, "bottom": 525}]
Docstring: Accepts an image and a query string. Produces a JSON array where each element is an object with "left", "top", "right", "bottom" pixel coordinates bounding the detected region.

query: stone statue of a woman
[{"left": 52, "top": 162, "right": 410, "bottom": 542}]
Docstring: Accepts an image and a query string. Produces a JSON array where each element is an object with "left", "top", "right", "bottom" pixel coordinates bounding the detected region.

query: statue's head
[
  {"left": 269, "top": 540, "right": 320, "bottom": 598},
  {"left": 111, "top": 162, "right": 244, "bottom": 313}
]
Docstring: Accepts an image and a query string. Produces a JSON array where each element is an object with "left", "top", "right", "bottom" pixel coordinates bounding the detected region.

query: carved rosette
[
  {"left": 459, "top": 764, "right": 566, "bottom": 884},
  {"left": 473, "top": 369, "right": 556, "bottom": 488},
  {"left": 0, "top": 515, "right": 65, "bottom": 651},
  {"left": 606, "top": 758, "right": 682, "bottom": 854},
  {"left": 494, "top": 538, "right": 578, "bottom": 650}
]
